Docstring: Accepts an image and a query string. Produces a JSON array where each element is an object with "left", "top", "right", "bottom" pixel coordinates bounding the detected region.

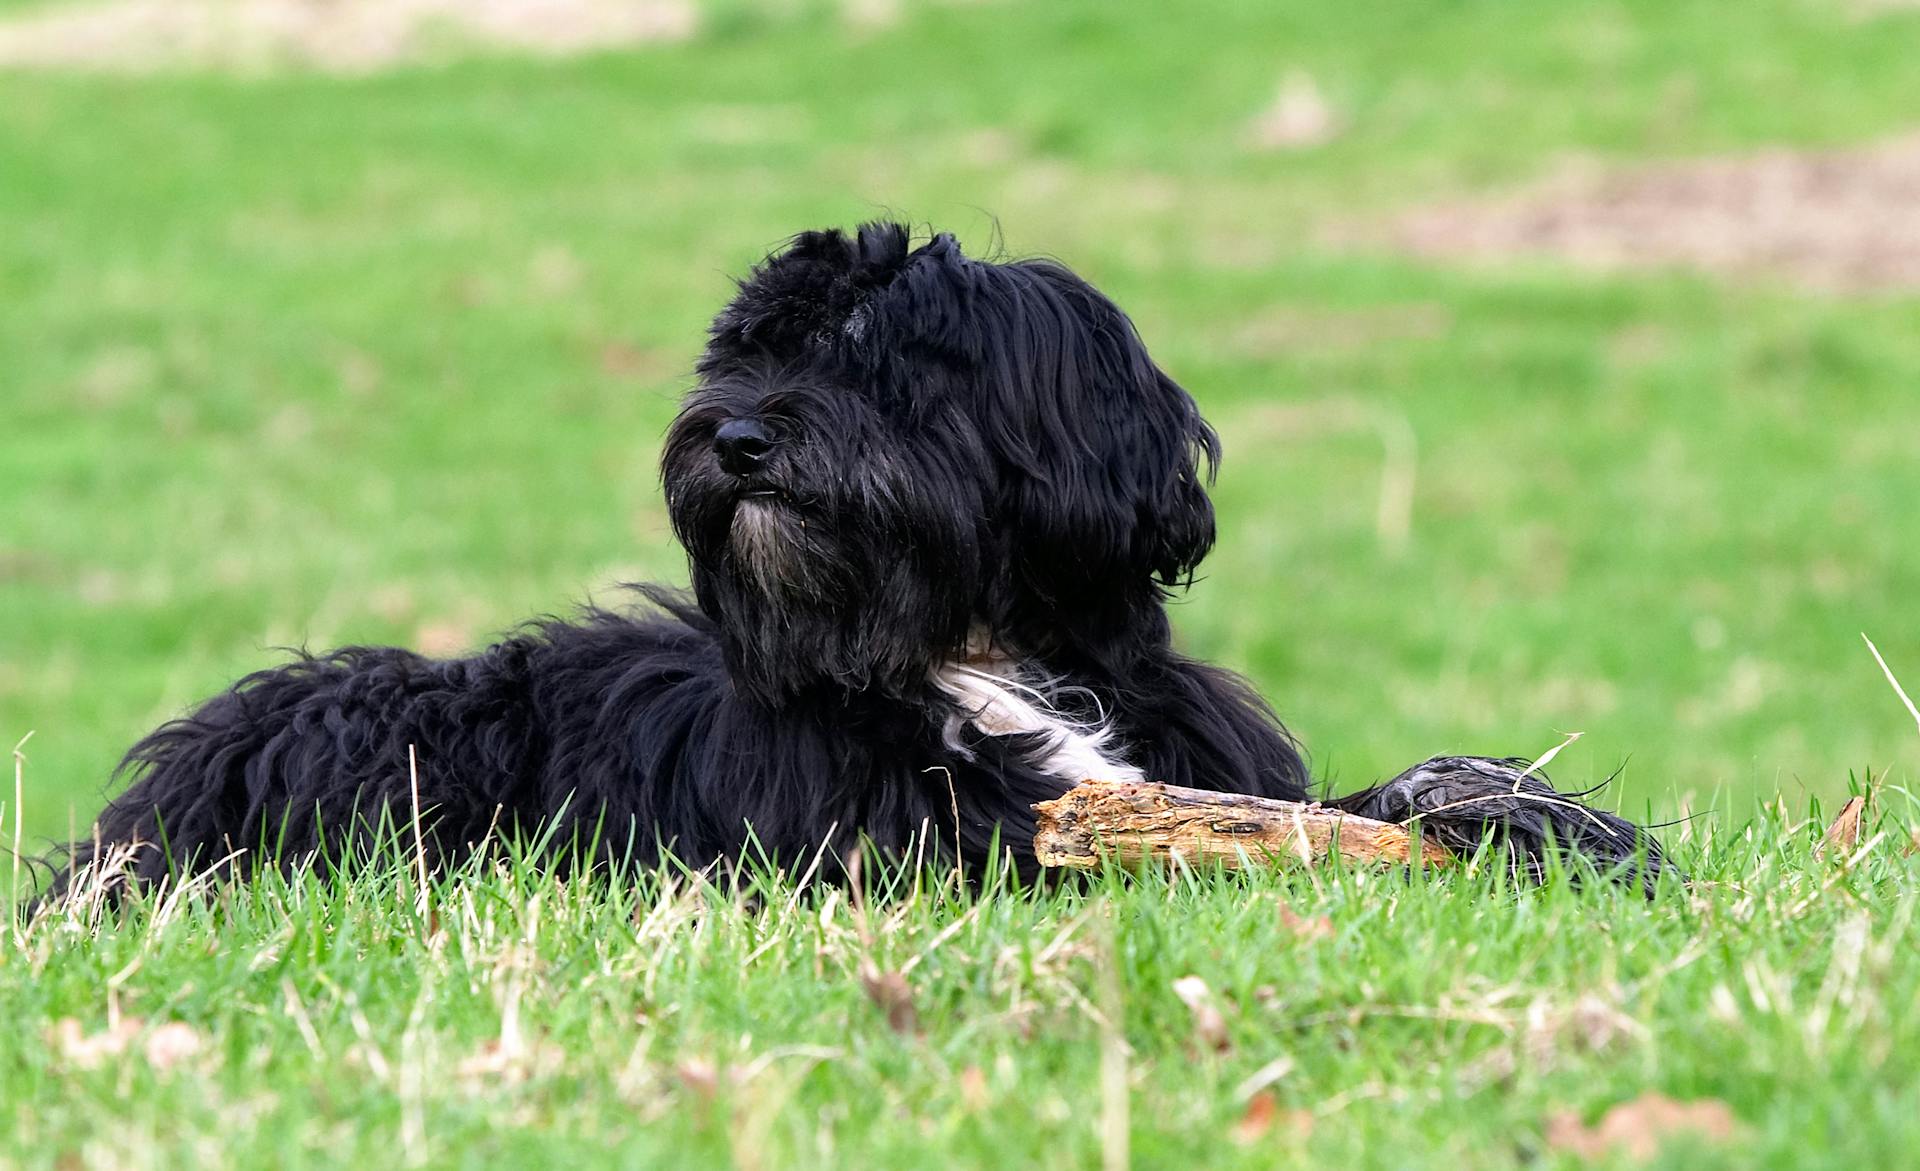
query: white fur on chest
[{"left": 928, "top": 636, "right": 1143, "bottom": 784}]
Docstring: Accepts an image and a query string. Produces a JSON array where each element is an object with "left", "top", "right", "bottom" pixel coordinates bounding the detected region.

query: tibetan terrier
[{"left": 53, "top": 223, "right": 1668, "bottom": 899}]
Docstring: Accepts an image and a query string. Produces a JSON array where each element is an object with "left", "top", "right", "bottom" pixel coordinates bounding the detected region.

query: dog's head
[{"left": 663, "top": 222, "right": 1219, "bottom": 702}]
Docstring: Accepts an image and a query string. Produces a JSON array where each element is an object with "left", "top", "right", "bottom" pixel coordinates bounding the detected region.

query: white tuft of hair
[{"left": 930, "top": 650, "right": 1143, "bottom": 785}]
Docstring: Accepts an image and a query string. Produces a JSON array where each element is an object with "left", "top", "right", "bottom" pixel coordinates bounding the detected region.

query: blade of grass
[
  {"left": 1863, "top": 633, "right": 1920, "bottom": 737},
  {"left": 10, "top": 730, "right": 29, "bottom": 936}
]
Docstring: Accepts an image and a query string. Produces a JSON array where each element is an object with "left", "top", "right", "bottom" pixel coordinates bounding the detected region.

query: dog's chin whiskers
[{"left": 729, "top": 497, "right": 810, "bottom": 597}]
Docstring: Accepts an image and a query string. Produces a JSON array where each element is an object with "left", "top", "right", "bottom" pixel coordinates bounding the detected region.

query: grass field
[
  {"left": 4, "top": 0, "right": 1920, "bottom": 1166},
  {"left": 4, "top": 822, "right": 1917, "bottom": 1171}
]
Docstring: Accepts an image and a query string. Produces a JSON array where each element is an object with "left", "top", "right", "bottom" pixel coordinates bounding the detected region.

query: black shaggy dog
[{"left": 54, "top": 223, "right": 1668, "bottom": 899}]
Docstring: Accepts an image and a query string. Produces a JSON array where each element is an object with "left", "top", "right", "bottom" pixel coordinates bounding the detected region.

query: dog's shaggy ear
[{"left": 978, "top": 260, "right": 1220, "bottom": 606}]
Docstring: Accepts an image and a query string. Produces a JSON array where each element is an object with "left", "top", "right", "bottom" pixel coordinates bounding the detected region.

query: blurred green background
[{"left": 4, "top": 0, "right": 1920, "bottom": 847}]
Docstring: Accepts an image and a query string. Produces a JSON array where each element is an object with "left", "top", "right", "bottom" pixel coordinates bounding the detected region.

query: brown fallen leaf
[
  {"left": 1230, "top": 1091, "right": 1277, "bottom": 1144},
  {"left": 1546, "top": 1091, "right": 1738, "bottom": 1162},
  {"left": 859, "top": 961, "right": 920, "bottom": 1035},
  {"left": 1904, "top": 827, "right": 1919, "bottom": 858},
  {"left": 675, "top": 1057, "right": 721, "bottom": 1101},
  {"left": 141, "top": 1021, "right": 204, "bottom": 1071},
  {"left": 1230, "top": 1091, "right": 1314, "bottom": 1145},
  {"left": 1278, "top": 904, "right": 1334, "bottom": 942},
  {"left": 958, "top": 1064, "right": 989, "bottom": 1112},
  {"left": 49, "top": 1017, "right": 132, "bottom": 1069},
  {"left": 1821, "top": 795, "right": 1867, "bottom": 857},
  {"left": 49, "top": 1017, "right": 204, "bottom": 1072},
  {"left": 1171, "top": 975, "right": 1231, "bottom": 1054}
]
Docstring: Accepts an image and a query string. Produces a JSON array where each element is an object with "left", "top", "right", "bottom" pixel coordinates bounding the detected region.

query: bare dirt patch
[
  {"left": 0, "top": 0, "right": 698, "bottom": 75},
  {"left": 1360, "top": 134, "right": 1920, "bottom": 293}
]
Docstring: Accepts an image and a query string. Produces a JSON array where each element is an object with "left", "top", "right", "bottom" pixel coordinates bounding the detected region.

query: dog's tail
[{"left": 1327, "top": 756, "right": 1673, "bottom": 896}]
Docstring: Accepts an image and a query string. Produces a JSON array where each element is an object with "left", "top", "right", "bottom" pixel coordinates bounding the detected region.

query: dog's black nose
[{"left": 713, "top": 417, "right": 774, "bottom": 476}]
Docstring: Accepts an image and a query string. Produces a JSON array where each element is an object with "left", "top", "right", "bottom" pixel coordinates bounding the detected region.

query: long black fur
[{"left": 50, "top": 223, "right": 1668, "bottom": 899}]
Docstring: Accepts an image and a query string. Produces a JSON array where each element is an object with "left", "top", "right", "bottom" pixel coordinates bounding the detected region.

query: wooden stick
[{"left": 1032, "top": 780, "right": 1454, "bottom": 870}]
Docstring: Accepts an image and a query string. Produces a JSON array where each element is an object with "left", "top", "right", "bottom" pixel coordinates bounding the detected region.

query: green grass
[
  {"left": 4, "top": 0, "right": 1920, "bottom": 1164},
  {"left": 5, "top": 808, "right": 1918, "bottom": 1171},
  {"left": 6, "top": 0, "right": 1920, "bottom": 833}
]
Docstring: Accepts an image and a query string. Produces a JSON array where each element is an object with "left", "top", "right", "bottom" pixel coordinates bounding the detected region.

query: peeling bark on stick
[{"left": 1032, "top": 781, "right": 1454, "bottom": 870}]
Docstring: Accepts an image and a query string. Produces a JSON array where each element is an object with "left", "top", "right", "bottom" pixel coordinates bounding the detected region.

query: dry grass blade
[
  {"left": 10, "top": 730, "right": 29, "bottom": 933},
  {"left": 408, "top": 743, "right": 430, "bottom": 921},
  {"left": 1517, "top": 730, "right": 1583, "bottom": 783},
  {"left": 1863, "top": 633, "right": 1920, "bottom": 736},
  {"left": 1231, "top": 1055, "right": 1296, "bottom": 1102}
]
